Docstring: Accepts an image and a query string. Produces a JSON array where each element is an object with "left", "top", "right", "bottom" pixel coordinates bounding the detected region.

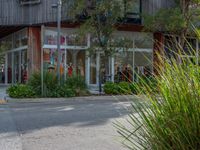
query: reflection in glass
[
  {"left": 21, "top": 50, "right": 28, "bottom": 83},
  {"left": 90, "top": 54, "right": 96, "bottom": 84},
  {"left": 134, "top": 51, "right": 153, "bottom": 81},
  {"left": 7, "top": 53, "right": 12, "bottom": 83},
  {"left": 0, "top": 55, "right": 5, "bottom": 84},
  {"left": 114, "top": 51, "right": 133, "bottom": 82}
]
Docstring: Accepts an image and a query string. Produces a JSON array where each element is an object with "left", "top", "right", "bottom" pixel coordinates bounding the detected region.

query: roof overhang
[{"left": 0, "top": 26, "right": 26, "bottom": 39}]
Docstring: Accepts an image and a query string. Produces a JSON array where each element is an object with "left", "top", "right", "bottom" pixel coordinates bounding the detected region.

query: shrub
[
  {"left": 28, "top": 73, "right": 88, "bottom": 97},
  {"left": 7, "top": 84, "right": 36, "bottom": 98},
  {"left": 28, "top": 72, "right": 41, "bottom": 95},
  {"left": 116, "top": 57, "right": 200, "bottom": 150},
  {"left": 28, "top": 72, "right": 58, "bottom": 97},
  {"left": 103, "top": 82, "right": 118, "bottom": 94},
  {"left": 65, "top": 75, "right": 87, "bottom": 90},
  {"left": 65, "top": 75, "right": 89, "bottom": 96},
  {"left": 50, "top": 85, "right": 76, "bottom": 98},
  {"left": 118, "top": 82, "right": 131, "bottom": 94}
]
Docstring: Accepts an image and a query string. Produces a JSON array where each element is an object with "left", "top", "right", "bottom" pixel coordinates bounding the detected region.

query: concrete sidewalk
[{"left": 0, "top": 105, "right": 22, "bottom": 150}]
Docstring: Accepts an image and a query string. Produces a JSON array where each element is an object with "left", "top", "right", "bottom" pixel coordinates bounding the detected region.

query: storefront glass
[
  {"left": 114, "top": 51, "right": 133, "bottom": 82},
  {"left": 100, "top": 54, "right": 111, "bottom": 84},
  {"left": 7, "top": 53, "right": 12, "bottom": 83},
  {"left": 0, "top": 55, "right": 5, "bottom": 84},
  {"left": 0, "top": 28, "right": 28, "bottom": 84},
  {"left": 134, "top": 51, "right": 153, "bottom": 81},
  {"left": 21, "top": 50, "right": 28, "bottom": 83},
  {"left": 90, "top": 54, "right": 97, "bottom": 84},
  {"left": 66, "top": 50, "right": 85, "bottom": 77}
]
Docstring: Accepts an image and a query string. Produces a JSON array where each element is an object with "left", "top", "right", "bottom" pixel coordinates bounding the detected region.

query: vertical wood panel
[{"left": 0, "top": 0, "right": 175, "bottom": 26}]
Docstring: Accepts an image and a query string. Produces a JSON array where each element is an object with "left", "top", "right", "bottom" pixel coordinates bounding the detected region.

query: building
[{"left": 0, "top": 0, "right": 198, "bottom": 89}]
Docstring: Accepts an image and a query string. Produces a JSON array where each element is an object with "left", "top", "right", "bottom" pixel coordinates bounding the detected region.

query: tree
[
  {"left": 144, "top": 0, "right": 200, "bottom": 46},
  {"left": 69, "top": 0, "right": 134, "bottom": 78}
]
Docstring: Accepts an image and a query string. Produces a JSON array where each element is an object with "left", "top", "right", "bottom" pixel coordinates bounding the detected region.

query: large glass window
[
  {"left": 90, "top": 54, "right": 96, "bottom": 84},
  {"left": 124, "top": 0, "right": 141, "bottom": 23},
  {"left": 125, "top": 0, "right": 141, "bottom": 14},
  {"left": 44, "top": 30, "right": 65, "bottom": 45},
  {"left": 66, "top": 34, "right": 87, "bottom": 46},
  {"left": 66, "top": 50, "right": 85, "bottom": 77},
  {"left": 43, "top": 48, "right": 58, "bottom": 73},
  {"left": 14, "top": 29, "right": 28, "bottom": 48},
  {"left": 134, "top": 51, "right": 153, "bottom": 81},
  {"left": 114, "top": 51, "right": 133, "bottom": 82},
  {"left": 135, "top": 33, "right": 153, "bottom": 49}
]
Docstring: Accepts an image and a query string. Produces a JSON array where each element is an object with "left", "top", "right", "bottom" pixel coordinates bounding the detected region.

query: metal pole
[
  {"left": 41, "top": 25, "right": 44, "bottom": 96},
  {"left": 57, "top": 0, "right": 62, "bottom": 85}
]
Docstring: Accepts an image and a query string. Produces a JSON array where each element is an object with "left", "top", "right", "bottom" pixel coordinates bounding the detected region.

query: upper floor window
[
  {"left": 20, "top": 0, "right": 41, "bottom": 5},
  {"left": 124, "top": 0, "right": 141, "bottom": 24}
]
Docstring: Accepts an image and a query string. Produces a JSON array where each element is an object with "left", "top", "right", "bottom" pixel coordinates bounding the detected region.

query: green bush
[
  {"left": 50, "top": 85, "right": 76, "bottom": 98},
  {"left": 28, "top": 72, "right": 41, "bottom": 95},
  {"left": 137, "top": 75, "right": 158, "bottom": 94},
  {"left": 103, "top": 82, "right": 118, "bottom": 94},
  {"left": 7, "top": 84, "right": 36, "bottom": 98},
  {"left": 118, "top": 82, "right": 132, "bottom": 94},
  {"left": 65, "top": 75, "right": 89, "bottom": 96},
  {"left": 65, "top": 75, "right": 87, "bottom": 90},
  {"left": 28, "top": 73, "right": 88, "bottom": 97},
  {"left": 129, "top": 82, "right": 137, "bottom": 94},
  {"left": 104, "top": 82, "right": 133, "bottom": 95},
  {"left": 116, "top": 57, "right": 200, "bottom": 149}
]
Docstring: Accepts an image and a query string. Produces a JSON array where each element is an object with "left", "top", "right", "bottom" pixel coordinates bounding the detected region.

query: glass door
[
  {"left": 89, "top": 52, "right": 112, "bottom": 86},
  {"left": 0, "top": 55, "right": 5, "bottom": 84}
]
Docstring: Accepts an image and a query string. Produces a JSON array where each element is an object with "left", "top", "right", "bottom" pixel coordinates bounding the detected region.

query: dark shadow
[{"left": 0, "top": 98, "right": 136, "bottom": 134}]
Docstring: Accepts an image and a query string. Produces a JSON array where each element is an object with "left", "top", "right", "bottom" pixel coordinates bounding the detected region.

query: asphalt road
[{"left": 0, "top": 97, "right": 135, "bottom": 150}]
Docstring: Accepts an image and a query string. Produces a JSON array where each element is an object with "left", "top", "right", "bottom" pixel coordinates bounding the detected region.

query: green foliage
[
  {"left": 50, "top": 85, "right": 76, "bottom": 98},
  {"left": 28, "top": 72, "right": 88, "bottom": 98},
  {"left": 28, "top": 72, "right": 58, "bottom": 97},
  {"left": 65, "top": 75, "right": 89, "bottom": 96},
  {"left": 71, "top": 0, "right": 133, "bottom": 56},
  {"left": 104, "top": 81, "right": 134, "bottom": 95},
  {"left": 144, "top": 8, "right": 186, "bottom": 32},
  {"left": 103, "top": 82, "right": 119, "bottom": 94},
  {"left": 65, "top": 75, "right": 87, "bottom": 90},
  {"left": 118, "top": 82, "right": 132, "bottom": 94},
  {"left": 7, "top": 84, "right": 36, "bottom": 98},
  {"left": 115, "top": 56, "right": 200, "bottom": 150},
  {"left": 28, "top": 72, "right": 41, "bottom": 95},
  {"left": 143, "top": 0, "right": 200, "bottom": 36}
]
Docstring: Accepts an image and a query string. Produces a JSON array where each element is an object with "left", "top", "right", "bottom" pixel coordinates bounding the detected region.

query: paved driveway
[{"left": 0, "top": 96, "right": 136, "bottom": 150}]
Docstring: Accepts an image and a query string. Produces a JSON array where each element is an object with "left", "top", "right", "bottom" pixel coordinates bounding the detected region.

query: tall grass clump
[{"left": 116, "top": 51, "right": 200, "bottom": 149}]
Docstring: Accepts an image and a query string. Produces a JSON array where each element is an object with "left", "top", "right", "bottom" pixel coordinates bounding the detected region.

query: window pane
[
  {"left": 115, "top": 51, "right": 133, "bottom": 82},
  {"left": 0, "top": 55, "right": 5, "bottom": 84},
  {"left": 7, "top": 53, "right": 12, "bottom": 83},
  {"left": 135, "top": 33, "right": 153, "bottom": 49},
  {"left": 90, "top": 54, "right": 96, "bottom": 84},
  {"left": 134, "top": 51, "right": 153, "bottom": 79},
  {"left": 126, "top": 0, "right": 140, "bottom": 14}
]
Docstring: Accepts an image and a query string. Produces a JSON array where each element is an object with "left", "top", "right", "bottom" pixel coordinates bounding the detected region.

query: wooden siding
[
  {"left": 0, "top": 0, "right": 175, "bottom": 26},
  {"left": 142, "top": 0, "right": 175, "bottom": 15},
  {"left": 0, "top": 0, "right": 71, "bottom": 26}
]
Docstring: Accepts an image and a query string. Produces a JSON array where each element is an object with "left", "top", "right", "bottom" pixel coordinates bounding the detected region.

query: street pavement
[{"left": 0, "top": 96, "right": 138, "bottom": 150}]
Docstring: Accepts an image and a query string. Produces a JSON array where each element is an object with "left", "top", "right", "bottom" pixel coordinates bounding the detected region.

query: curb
[{"left": 7, "top": 95, "right": 138, "bottom": 104}]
